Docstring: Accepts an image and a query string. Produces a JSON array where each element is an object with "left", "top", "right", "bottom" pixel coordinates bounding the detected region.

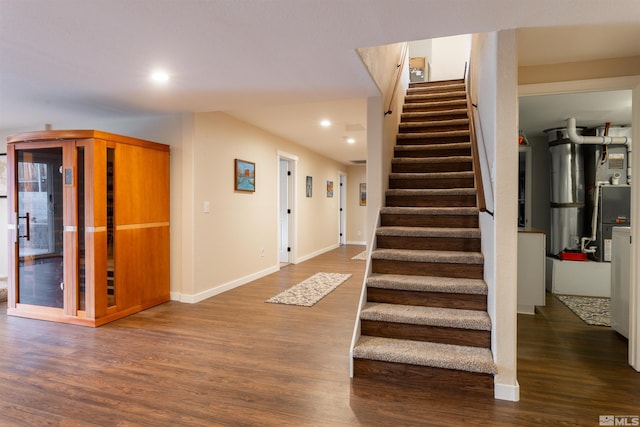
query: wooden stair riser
[
  {"left": 396, "top": 135, "right": 470, "bottom": 145},
  {"left": 389, "top": 176, "right": 474, "bottom": 189},
  {"left": 399, "top": 123, "right": 469, "bottom": 134},
  {"left": 360, "top": 320, "right": 491, "bottom": 348},
  {"left": 403, "top": 100, "right": 467, "bottom": 113},
  {"left": 372, "top": 259, "right": 483, "bottom": 279},
  {"left": 401, "top": 115, "right": 468, "bottom": 123},
  {"left": 391, "top": 161, "right": 472, "bottom": 174},
  {"left": 385, "top": 194, "right": 476, "bottom": 207},
  {"left": 405, "top": 93, "right": 466, "bottom": 104},
  {"left": 376, "top": 235, "right": 481, "bottom": 252},
  {"left": 352, "top": 359, "right": 494, "bottom": 397},
  {"left": 367, "top": 287, "right": 487, "bottom": 311},
  {"left": 394, "top": 146, "right": 471, "bottom": 158},
  {"left": 380, "top": 213, "right": 479, "bottom": 228},
  {"left": 407, "top": 85, "right": 466, "bottom": 96}
]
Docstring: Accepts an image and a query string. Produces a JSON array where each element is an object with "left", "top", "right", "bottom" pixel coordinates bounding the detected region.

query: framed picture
[
  {"left": 306, "top": 176, "right": 312, "bottom": 197},
  {"left": 0, "top": 154, "right": 7, "bottom": 198},
  {"left": 326, "top": 180, "right": 333, "bottom": 198},
  {"left": 235, "top": 159, "right": 255, "bottom": 192},
  {"left": 359, "top": 183, "right": 366, "bottom": 206}
]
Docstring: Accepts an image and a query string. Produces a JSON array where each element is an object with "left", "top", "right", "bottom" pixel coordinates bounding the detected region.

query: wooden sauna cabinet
[{"left": 6, "top": 130, "right": 170, "bottom": 326}]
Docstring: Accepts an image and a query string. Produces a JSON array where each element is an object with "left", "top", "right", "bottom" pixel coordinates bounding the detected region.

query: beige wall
[
  {"left": 359, "top": 42, "right": 410, "bottom": 245},
  {"left": 184, "top": 112, "right": 349, "bottom": 301},
  {"left": 0, "top": 112, "right": 362, "bottom": 302},
  {"left": 519, "top": 56, "right": 640, "bottom": 85}
]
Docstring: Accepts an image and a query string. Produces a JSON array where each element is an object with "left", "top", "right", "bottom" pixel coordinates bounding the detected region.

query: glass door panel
[{"left": 16, "top": 148, "right": 64, "bottom": 308}]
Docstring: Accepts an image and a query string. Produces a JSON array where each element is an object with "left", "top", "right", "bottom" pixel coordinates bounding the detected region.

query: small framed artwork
[
  {"left": 359, "top": 183, "right": 366, "bottom": 206},
  {"left": 326, "top": 180, "right": 333, "bottom": 198},
  {"left": 306, "top": 176, "right": 312, "bottom": 197},
  {"left": 235, "top": 159, "right": 255, "bottom": 192},
  {"left": 0, "top": 153, "right": 7, "bottom": 198}
]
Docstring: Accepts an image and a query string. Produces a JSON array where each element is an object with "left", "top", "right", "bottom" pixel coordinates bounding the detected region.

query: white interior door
[
  {"left": 339, "top": 174, "right": 346, "bottom": 245},
  {"left": 279, "top": 159, "right": 289, "bottom": 263}
]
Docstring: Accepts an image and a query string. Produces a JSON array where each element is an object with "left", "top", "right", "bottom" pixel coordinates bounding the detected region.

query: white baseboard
[
  {"left": 346, "top": 240, "right": 366, "bottom": 246},
  {"left": 294, "top": 243, "right": 340, "bottom": 264},
  {"left": 494, "top": 381, "right": 520, "bottom": 401},
  {"left": 172, "top": 264, "right": 279, "bottom": 304}
]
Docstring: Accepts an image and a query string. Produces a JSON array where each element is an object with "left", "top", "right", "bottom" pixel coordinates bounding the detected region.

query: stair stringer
[{"left": 349, "top": 208, "right": 380, "bottom": 377}]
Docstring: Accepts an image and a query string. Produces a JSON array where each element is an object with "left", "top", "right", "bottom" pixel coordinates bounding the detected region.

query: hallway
[{"left": 0, "top": 244, "right": 638, "bottom": 426}]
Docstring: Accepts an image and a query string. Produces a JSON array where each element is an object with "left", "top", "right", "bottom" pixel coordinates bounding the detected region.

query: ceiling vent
[
  {"left": 346, "top": 123, "right": 365, "bottom": 132},
  {"left": 351, "top": 160, "right": 366, "bottom": 165}
]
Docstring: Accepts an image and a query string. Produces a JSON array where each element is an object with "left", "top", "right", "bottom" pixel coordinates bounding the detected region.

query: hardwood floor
[{"left": 1, "top": 245, "right": 638, "bottom": 426}]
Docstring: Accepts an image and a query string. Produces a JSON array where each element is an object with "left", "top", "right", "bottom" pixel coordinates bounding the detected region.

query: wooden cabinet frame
[{"left": 6, "top": 130, "right": 170, "bottom": 326}]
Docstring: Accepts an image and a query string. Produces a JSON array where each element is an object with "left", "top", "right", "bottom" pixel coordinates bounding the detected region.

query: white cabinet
[
  {"left": 611, "top": 227, "right": 631, "bottom": 338},
  {"left": 518, "top": 231, "right": 546, "bottom": 314}
]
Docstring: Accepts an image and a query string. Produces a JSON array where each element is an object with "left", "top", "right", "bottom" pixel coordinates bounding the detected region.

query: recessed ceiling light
[
  {"left": 320, "top": 119, "right": 331, "bottom": 128},
  {"left": 151, "top": 70, "right": 170, "bottom": 83},
  {"left": 346, "top": 137, "right": 355, "bottom": 144}
]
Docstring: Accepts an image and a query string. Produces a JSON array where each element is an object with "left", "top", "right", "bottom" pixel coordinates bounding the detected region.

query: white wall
[
  {"left": 471, "top": 30, "right": 520, "bottom": 402},
  {"left": 431, "top": 34, "right": 471, "bottom": 81}
]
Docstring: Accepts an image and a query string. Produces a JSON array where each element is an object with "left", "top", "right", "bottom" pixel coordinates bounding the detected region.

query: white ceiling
[{"left": 1, "top": 1, "right": 639, "bottom": 163}]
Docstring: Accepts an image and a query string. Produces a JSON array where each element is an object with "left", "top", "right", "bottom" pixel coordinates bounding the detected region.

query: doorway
[
  {"left": 518, "top": 81, "right": 640, "bottom": 371},
  {"left": 15, "top": 147, "right": 65, "bottom": 308},
  {"left": 278, "top": 152, "right": 297, "bottom": 266}
]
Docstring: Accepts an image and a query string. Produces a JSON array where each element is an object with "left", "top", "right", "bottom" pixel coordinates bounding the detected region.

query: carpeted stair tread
[
  {"left": 395, "top": 142, "right": 471, "bottom": 151},
  {"left": 409, "top": 79, "right": 464, "bottom": 88},
  {"left": 386, "top": 188, "right": 476, "bottom": 196},
  {"left": 353, "top": 336, "right": 497, "bottom": 374},
  {"left": 380, "top": 206, "right": 479, "bottom": 216},
  {"left": 367, "top": 273, "right": 488, "bottom": 295},
  {"left": 388, "top": 171, "right": 474, "bottom": 181},
  {"left": 361, "top": 302, "right": 492, "bottom": 331},
  {"left": 371, "top": 248, "right": 483, "bottom": 265},
  {"left": 397, "top": 130, "right": 470, "bottom": 139},
  {"left": 376, "top": 226, "right": 480, "bottom": 238}
]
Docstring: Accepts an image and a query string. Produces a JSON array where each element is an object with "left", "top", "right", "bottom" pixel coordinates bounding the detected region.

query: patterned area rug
[
  {"left": 351, "top": 251, "right": 367, "bottom": 260},
  {"left": 0, "top": 278, "right": 7, "bottom": 303},
  {"left": 266, "top": 272, "right": 352, "bottom": 307},
  {"left": 556, "top": 295, "right": 611, "bottom": 327}
]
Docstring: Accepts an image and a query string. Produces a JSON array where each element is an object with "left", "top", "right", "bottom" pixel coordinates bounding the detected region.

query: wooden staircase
[{"left": 352, "top": 79, "right": 496, "bottom": 396}]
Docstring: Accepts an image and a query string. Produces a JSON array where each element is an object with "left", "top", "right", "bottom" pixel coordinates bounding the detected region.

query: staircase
[{"left": 352, "top": 79, "right": 497, "bottom": 396}]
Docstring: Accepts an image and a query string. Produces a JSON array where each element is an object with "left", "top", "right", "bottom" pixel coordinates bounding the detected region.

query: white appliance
[{"left": 611, "top": 227, "right": 631, "bottom": 338}]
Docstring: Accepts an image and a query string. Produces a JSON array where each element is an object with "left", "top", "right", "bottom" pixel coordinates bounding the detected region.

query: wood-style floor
[{"left": 1, "top": 245, "right": 639, "bottom": 426}]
